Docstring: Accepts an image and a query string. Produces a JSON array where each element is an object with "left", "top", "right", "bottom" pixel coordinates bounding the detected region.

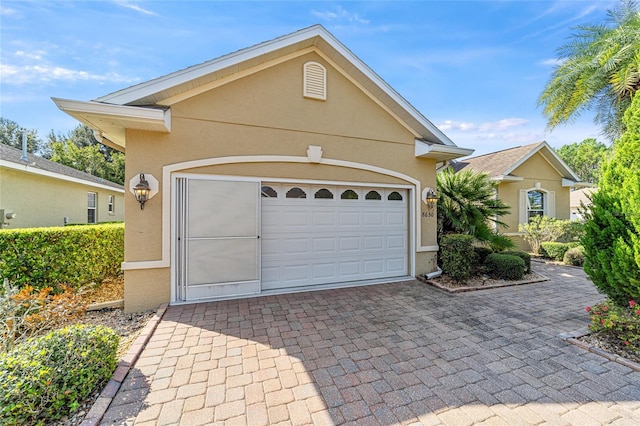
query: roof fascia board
[
  {"left": 494, "top": 175, "right": 524, "bottom": 182},
  {"left": 1, "top": 160, "right": 125, "bottom": 193},
  {"left": 52, "top": 98, "right": 171, "bottom": 130},
  {"left": 96, "top": 26, "right": 329, "bottom": 105},
  {"left": 503, "top": 141, "right": 581, "bottom": 181},
  {"left": 93, "top": 25, "right": 454, "bottom": 146},
  {"left": 160, "top": 47, "right": 315, "bottom": 106},
  {"left": 562, "top": 178, "right": 593, "bottom": 188},
  {"left": 415, "top": 140, "right": 474, "bottom": 161}
]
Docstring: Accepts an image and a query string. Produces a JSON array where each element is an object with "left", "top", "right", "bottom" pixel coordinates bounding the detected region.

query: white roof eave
[
  {"left": 415, "top": 140, "right": 474, "bottom": 161},
  {"left": 52, "top": 98, "right": 171, "bottom": 150}
]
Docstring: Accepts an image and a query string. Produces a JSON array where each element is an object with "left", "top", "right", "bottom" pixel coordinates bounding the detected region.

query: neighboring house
[
  {"left": 449, "top": 141, "right": 587, "bottom": 250},
  {"left": 54, "top": 25, "right": 473, "bottom": 312},
  {"left": 570, "top": 187, "right": 596, "bottom": 221},
  {"left": 0, "top": 143, "right": 124, "bottom": 228}
]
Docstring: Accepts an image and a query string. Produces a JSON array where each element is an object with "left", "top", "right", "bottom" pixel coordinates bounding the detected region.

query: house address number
[{"left": 421, "top": 211, "right": 435, "bottom": 218}]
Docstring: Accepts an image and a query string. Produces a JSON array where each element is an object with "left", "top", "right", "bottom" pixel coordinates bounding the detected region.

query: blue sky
[{"left": 0, "top": 1, "right": 618, "bottom": 156}]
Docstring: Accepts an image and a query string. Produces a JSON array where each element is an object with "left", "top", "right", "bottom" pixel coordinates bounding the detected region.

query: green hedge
[
  {"left": 0, "top": 223, "right": 124, "bottom": 290},
  {"left": 502, "top": 251, "right": 531, "bottom": 274},
  {"left": 540, "top": 241, "right": 580, "bottom": 261},
  {"left": 485, "top": 253, "right": 525, "bottom": 280},
  {"left": 440, "top": 234, "right": 474, "bottom": 281},
  {"left": 473, "top": 246, "right": 493, "bottom": 271},
  {"left": 563, "top": 245, "right": 585, "bottom": 266},
  {"left": 0, "top": 324, "right": 119, "bottom": 424}
]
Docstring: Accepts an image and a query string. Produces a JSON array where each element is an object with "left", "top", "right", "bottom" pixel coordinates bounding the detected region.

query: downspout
[{"left": 424, "top": 267, "right": 442, "bottom": 280}]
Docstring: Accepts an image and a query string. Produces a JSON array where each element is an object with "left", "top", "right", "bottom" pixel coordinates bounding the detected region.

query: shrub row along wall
[{"left": 0, "top": 223, "right": 124, "bottom": 290}]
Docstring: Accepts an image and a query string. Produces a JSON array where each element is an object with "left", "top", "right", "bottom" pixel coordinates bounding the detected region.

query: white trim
[
  {"left": 52, "top": 98, "right": 171, "bottom": 129},
  {"left": 415, "top": 140, "right": 474, "bottom": 161},
  {"left": 1, "top": 160, "right": 125, "bottom": 193},
  {"left": 503, "top": 141, "right": 580, "bottom": 182},
  {"left": 121, "top": 154, "right": 435, "bottom": 272},
  {"left": 92, "top": 25, "right": 454, "bottom": 146}
]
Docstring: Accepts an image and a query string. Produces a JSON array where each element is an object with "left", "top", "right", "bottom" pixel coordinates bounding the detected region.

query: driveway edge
[
  {"left": 80, "top": 303, "right": 169, "bottom": 426},
  {"left": 561, "top": 328, "right": 640, "bottom": 372},
  {"left": 418, "top": 274, "right": 550, "bottom": 293}
]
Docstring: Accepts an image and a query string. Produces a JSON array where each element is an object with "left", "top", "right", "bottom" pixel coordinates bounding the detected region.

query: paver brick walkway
[{"left": 101, "top": 263, "right": 640, "bottom": 425}]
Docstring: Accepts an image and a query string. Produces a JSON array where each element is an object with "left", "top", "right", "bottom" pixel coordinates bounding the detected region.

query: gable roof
[
  {"left": 570, "top": 187, "right": 596, "bottom": 208},
  {"left": 451, "top": 141, "right": 582, "bottom": 184},
  {"left": 0, "top": 143, "right": 124, "bottom": 192},
  {"left": 53, "top": 25, "right": 457, "bottom": 151}
]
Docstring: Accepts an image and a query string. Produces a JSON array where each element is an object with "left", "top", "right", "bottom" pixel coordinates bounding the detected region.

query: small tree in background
[
  {"left": 555, "top": 138, "right": 610, "bottom": 185},
  {"left": 583, "top": 92, "right": 640, "bottom": 306}
]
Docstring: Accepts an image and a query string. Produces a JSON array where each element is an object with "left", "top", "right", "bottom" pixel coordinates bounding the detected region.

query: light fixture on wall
[
  {"left": 422, "top": 187, "right": 438, "bottom": 208},
  {"left": 133, "top": 173, "right": 151, "bottom": 210}
]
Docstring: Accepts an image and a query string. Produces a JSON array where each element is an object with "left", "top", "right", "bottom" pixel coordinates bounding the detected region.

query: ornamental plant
[
  {"left": 0, "top": 279, "right": 87, "bottom": 352},
  {"left": 0, "top": 324, "right": 119, "bottom": 424},
  {"left": 586, "top": 300, "right": 640, "bottom": 352}
]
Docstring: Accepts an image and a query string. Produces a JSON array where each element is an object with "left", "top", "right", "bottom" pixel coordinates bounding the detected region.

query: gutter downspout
[{"left": 424, "top": 267, "right": 442, "bottom": 280}]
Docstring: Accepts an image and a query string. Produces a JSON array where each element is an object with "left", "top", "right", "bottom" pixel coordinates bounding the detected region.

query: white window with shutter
[
  {"left": 303, "top": 61, "right": 326, "bottom": 100},
  {"left": 519, "top": 187, "right": 555, "bottom": 225}
]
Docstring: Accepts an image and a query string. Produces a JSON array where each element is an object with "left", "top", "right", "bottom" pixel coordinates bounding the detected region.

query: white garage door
[{"left": 261, "top": 183, "right": 409, "bottom": 290}]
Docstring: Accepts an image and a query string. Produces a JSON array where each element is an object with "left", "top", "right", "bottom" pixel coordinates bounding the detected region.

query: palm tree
[
  {"left": 437, "top": 168, "right": 512, "bottom": 250},
  {"left": 538, "top": 0, "right": 640, "bottom": 141}
]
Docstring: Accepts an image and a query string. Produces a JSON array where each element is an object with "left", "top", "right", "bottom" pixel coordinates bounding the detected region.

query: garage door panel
[{"left": 261, "top": 184, "right": 408, "bottom": 291}]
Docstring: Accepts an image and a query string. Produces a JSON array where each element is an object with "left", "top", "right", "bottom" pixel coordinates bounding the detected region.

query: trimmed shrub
[
  {"left": 485, "top": 253, "right": 525, "bottom": 281},
  {"left": 440, "top": 234, "right": 474, "bottom": 281},
  {"left": 564, "top": 245, "right": 585, "bottom": 266},
  {"left": 0, "top": 324, "right": 119, "bottom": 424},
  {"left": 540, "top": 241, "right": 579, "bottom": 261},
  {"left": 502, "top": 251, "right": 531, "bottom": 274},
  {"left": 0, "top": 223, "right": 124, "bottom": 291},
  {"left": 473, "top": 246, "right": 493, "bottom": 271}
]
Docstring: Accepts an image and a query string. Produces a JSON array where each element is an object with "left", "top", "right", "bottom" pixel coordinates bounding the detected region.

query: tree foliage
[
  {"left": 582, "top": 91, "right": 640, "bottom": 305},
  {"left": 437, "top": 168, "right": 513, "bottom": 250},
  {"left": 0, "top": 117, "right": 43, "bottom": 155},
  {"left": 538, "top": 0, "right": 640, "bottom": 141},
  {"left": 555, "top": 138, "right": 610, "bottom": 185}
]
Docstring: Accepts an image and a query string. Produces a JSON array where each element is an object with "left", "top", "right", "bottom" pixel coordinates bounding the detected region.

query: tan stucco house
[
  {"left": 0, "top": 143, "right": 124, "bottom": 228},
  {"left": 449, "top": 141, "right": 587, "bottom": 250},
  {"left": 54, "top": 25, "right": 473, "bottom": 312}
]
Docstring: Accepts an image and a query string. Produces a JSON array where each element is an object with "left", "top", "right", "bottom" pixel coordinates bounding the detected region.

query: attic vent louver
[{"left": 303, "top": 61, "right": 326, "bottom": 100}]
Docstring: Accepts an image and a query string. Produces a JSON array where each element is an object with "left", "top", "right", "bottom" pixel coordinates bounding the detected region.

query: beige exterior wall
[
  {"left": 0, "top": 167, "right": 124, "bottom": 228},
  {"left": 495, "top": 152, "right": 571, "bottom": 251},
  {"left": 124, "top": 51, "right": 439, "bottom": 311}
]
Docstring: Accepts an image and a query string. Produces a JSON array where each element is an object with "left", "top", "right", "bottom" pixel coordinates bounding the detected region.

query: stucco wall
[
  {"left": 495, "top": 151, "right": 571, "bottom": 251},
  {"left": 123, "top": 51, "right": 440, "bottom": 311},
  {"left": 0, "top": 167, "right": 124, "bottom": 228}
]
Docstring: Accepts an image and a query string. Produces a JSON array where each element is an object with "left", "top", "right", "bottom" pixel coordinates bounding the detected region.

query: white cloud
[
  {"left": 438, "top": 120, "right": 477, "bottom": 131},
  {"left": 0, "top": 63, "right": 139, "bottom": 85},
  {"left": 478, "top": 118, "right": 529, "bottom": 132},
  {"left": 540, "top": 58, "right": 565, "bottom": 67},
  {"left": 0, "top": 5, "right": 17, "bottom": 16},
  {"left": 113, "top": 0, "right": 158, "bottom": 16},
  {"left": 312, "top": 6, "right": 370, "bottom": 24}
]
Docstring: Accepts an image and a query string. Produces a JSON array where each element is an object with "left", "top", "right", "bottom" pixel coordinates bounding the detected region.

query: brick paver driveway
[{"left": 102, "top": 263, "right": 640, "bottom": 425}]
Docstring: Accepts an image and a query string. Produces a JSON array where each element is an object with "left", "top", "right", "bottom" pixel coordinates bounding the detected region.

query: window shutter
[
  {"left": 303, "top": 62, "right": 326, "bottom": 100},
  {"left": 547, "top": 191, "right": 556, "bottom": 218},
  {"left": 519, "top": 189, "right": 527, "bottom": 225}
]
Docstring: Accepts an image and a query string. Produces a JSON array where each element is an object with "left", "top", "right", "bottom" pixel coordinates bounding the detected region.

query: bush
[
  {"left": 502, "top": 251, "right": 531, "bottom": 274},
  {"left": 0, "top": 279, "right": 87, "bottom": 352},
  {"left": 0, "top": 324, "right": 119, "bottom": 424},
  {"left": 518, "top": 215, "right": 566, "bottom": 254},
  {"left": 440, "top": 234, "right": 474, "bottom": 281},
  {"left": 563, "top": 246, "right": 585, "bottom": 266},
  {"left": 586, "top": 300, "right": 640, "bottom": 352},
  {"left": 473, "top": 246, "right": 493, "bottom": 271},
  {"left": 540, "top": 241, "right": 579, "bottom": 261},
  {"left": 0, "top": 223, "right": 124, "bottom": 291},
  {"left": 485, "top": 253, "right": 525, "bottom": 281}
]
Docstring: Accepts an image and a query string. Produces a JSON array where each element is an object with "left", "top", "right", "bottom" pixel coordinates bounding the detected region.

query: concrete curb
[
  {"left": 561, "top": 328, "right": 640, "bottom": 372},
  {"left": 80, "top": 303, "right": 169, "bottom": 426},
  {"left": 87, "top": 299, "right": 125, "bottom": 311},
  {"left": 418, "top": 274, "right": 550, "bottom": 293}
]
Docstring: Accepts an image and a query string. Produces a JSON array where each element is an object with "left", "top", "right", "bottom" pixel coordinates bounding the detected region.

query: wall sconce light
[
  {"left": 422, "top": 187, "right": 438, "bottom": 208},
  {"left": 133, "top": 173, "right": 151, "bottom": 210}
]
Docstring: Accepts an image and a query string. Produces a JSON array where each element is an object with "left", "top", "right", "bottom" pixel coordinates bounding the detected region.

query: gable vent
[{"left": 303, "top": 61, "right": 326, "bottom": 100}]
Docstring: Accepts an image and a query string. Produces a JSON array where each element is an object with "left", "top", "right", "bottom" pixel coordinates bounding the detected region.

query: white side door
[{"left": 176, "top": 178, "right": 260, "bottom": 301}]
